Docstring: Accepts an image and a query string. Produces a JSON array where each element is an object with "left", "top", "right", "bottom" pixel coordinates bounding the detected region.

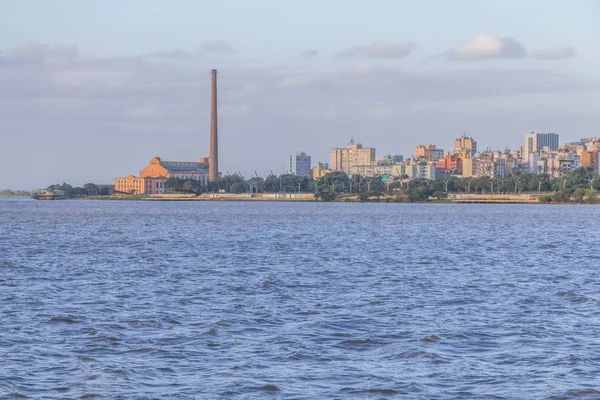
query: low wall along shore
[
  {"left": 138, "top": 192, "right": 541, "bottom": 203},
  {"left": 144, "top": 193, "right": 317, "bottom": 201}
]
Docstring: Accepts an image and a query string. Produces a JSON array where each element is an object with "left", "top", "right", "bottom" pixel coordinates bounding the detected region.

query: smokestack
[{"left": 209, "top": 69, "right": 218, "bottom": 181}]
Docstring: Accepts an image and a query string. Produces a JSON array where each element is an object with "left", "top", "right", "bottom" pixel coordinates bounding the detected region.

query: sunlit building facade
[
  {"left": 114, "top": 156, "right": 209, "bottom": 194},
  {"left": 329, "top": 140, "right": 376, "bottom": 174}
]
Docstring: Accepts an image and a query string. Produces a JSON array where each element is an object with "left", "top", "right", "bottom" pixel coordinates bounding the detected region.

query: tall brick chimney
[{"left": 209, "top": 69, "right": 218, "bottom": 181}]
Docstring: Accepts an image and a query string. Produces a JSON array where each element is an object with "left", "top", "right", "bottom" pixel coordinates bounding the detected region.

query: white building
[
  {"left": 524, "top": 132, "right": 559, "bottom": 161},
  {"left": 400, "top": 161, "right": 437, "bottom": 180},
  {"left": 286, "top": 152, "right": 312, "bottom": 177},
  {"left": 349, "top": 164, "right": 393, "bottom": 177}
]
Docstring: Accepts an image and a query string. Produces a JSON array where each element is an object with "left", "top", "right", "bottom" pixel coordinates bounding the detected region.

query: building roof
[{"left": 162, "top": 161, "right": 208, "bottom": 173}]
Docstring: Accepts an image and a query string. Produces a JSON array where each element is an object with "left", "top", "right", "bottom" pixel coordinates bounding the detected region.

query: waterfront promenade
[
  {"left": 125, "top": 192, "right": 541, "bottom": 203},
  {"left": 142, "top": 192, "right": 316, "bottom": 201}
]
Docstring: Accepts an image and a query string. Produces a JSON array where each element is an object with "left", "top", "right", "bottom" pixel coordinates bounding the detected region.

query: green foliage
[
  {"left": 405, "top": 186, "right": 432, "bottom": 202},
  {"left": 586, "top": 192, "right": 600, "bottom": 204},
  {"left": 0, "top": 189, "right": 32, "bottom": 197},
  {"left": 432, "top": 191, "right": 448, "bottom": 200},
  {"left": 165, "top": 177, "right": 204, "bottom": 194},
  {"left": 358, "top": 192, "right": 370, "bottom": 202},
  {"left": 551, "top": 190, "right": 572, "bottom": 203},
  {"left": 572, "top": 188, "right": 587, "bottom": 203},
  {"left": 314, "top": 185, "right": 337, "bottom": 201},
  {"left": 35, "top": 166, "right": 600, "bottom": 202},
  {"left": 230, "top": 182, "right": 247, "bottom": 194}
]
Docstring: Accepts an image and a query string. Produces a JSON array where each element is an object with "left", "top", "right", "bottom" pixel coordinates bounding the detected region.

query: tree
[
  {"left": 432, "top": 190, "right": 448, "bottom": 200},
  {"left": 164, "top": 177, "right": 183, "bottom": 191},
  {"left": 405, "top": 186, "right": 431, "bottom": 202},
  {"left": 230, "top": 182, "right": 247, "bottom": 194},
  {"left": 182, "top": 180, "right": 195, "bottom": 193},
  {"left": 83, "top": 183, "right": 99, "bottom": 195},
  {"left": 314, "top": 185, "right": 337, "bottom": 201}
]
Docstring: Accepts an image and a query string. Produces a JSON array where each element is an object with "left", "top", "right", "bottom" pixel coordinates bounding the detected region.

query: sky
[{"left": 1, "top": 0, "right": 599, "bottom": 189}]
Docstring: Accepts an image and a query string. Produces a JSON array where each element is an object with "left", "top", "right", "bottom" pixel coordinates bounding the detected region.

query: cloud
[
  {"left": 531, "top": 45, "right": 577, "bottom": 60},
  {"left": 341, "top": 64, "right": 397, "bottom": 77},
  {"left": 284, "top": 107, "right": 339, "bottom": 120},
  {"left": 443, "top": 34, "right": 525, "bottom": 60},
  {"left": 219, "top": 104, "right": 251, "bottom": 118},
  {"left": 52, "top": 70, "right": 133, "bottom": 88},
  {"left": 4, "top": 42, "right": 79, "bottom": 64},
  {"left": 197, "top": 40, "right": 234, "bottom": 55},
  {"left": 336, "top": 41, "right": 416, "bottom": 58},
  {"left": 300, "top": 49, "right": 319, "bottom": 58},
  {"left": 124, "top": 103, "right": 161, "bottom": 119},
  {"left": 278, "top": 75, "right": 319, "bottom": 88},
  {"left": 143, "top": 41, "right": 235, "bottom": 61},
  {"left": 147, "top": 48, "right": 195, "bottom": 60}
]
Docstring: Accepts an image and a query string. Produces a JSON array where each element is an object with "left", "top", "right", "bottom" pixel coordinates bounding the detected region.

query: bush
[
  {"left": 585, "top": 193, "right": 600, "bottom": 204},
  {"left": 314, "top": 186, "right": 337, "bottom": 201},
  {"left": 572, "top": 188, "right": 587, "bottom": 203},
  {"left": 432, "top": 191, "right": 448, "bottom": 200},
  {"left": 230, "top": 182, "right": 247, "bottom": 194},
  {"left": 406, "top": 187, "right": 430, "bottom": 202},
  {"left": 539, "top": 194, "right": 552, "bottom": 203},
  {"left": 551, "top": 189, "right": 572, "bottom": 203}
]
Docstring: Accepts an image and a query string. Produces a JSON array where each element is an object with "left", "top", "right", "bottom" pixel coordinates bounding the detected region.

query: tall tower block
[{"left": 209, "top": 69, "right": 219, "bottom": 181}]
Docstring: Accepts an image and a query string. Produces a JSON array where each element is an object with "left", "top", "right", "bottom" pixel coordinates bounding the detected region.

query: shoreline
[
  {"left": 62, "top": 192, "right": 552, "bottom": 204},
  {"left": 23, "top": 192, "right": 598, "bottom": 205}
]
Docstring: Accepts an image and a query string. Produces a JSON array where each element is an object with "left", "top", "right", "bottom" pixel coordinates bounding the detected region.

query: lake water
[{"left": 1, "top": 199, "right": 600, "bottom": 399}]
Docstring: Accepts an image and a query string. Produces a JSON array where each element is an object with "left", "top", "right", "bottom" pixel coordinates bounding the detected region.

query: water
[{"left": 1, "top": 199, "right": 600, "bottom": 399}]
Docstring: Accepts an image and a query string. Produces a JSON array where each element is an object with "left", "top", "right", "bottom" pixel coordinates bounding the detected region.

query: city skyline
[{"left": 1, "top": 0, "right": 599, "bottom": 189}]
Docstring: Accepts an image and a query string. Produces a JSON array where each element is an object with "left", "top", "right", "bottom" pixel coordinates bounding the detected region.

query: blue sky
[{"left": 1, "top": 0, "right": 599, "bottom": 188}]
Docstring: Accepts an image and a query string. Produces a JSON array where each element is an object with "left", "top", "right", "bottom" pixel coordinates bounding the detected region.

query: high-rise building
[
  {"left": 377, "top": 154, "right": 404, "bottom": 165},
  {"left": 329, "top": 140, "right": 375, "bottom": 174},
  {"left": 402, "top": 160, "right": 437, "bottom": 180},
  {"left": 312, "top": 162, "right": 331, "bottom": 180},
  {"left": 524, "top": 132, "right": 559, "bottom": 160},
  {"left": 286, "top": 152, "right": 312, "bottom": 177},
  {"left": 454, "top": 135, "right": 477, "bottom": 157},
  {"left": 415, "top": 144, "right": 444, "bottom": 161}
]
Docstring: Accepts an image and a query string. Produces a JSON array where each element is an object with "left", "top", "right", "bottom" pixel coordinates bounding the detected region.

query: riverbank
[{"left": 73, "top": 192, "right": 544, "bottom": 203}]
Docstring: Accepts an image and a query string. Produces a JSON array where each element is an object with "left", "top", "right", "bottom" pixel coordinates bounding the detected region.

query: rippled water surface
[{"left": 1, "top": 199, "right": 600, "bottom": 399}]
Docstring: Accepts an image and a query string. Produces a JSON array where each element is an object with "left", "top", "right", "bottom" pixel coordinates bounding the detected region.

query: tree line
[
  {"left": 33, "top": 183, "right": 113, "bottom": 198},
  {"left": 164, "top": 166, "right": 600, "bottom": 203},
  {"left": 0, "top": 189, "right": 32, "bottom": 197},
  {"left": 34, "top": 166, "right": 600, "bottom": 203}
]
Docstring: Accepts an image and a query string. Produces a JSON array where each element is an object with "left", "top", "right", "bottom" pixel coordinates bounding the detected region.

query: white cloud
[
  {"left": 363, "top": 102, "right": 396, "bottom": 120},
  {"left": 147, "top": 48, "right": 195, "bottom": 60},
  {"left": 284, "top": 107, "right": 339, "bottom": 120},
  {"left": 300, "top": 49, "right": 319, "bottom": 58},
  {"left": 531, "top": 45, "right": 577, "bottom": 60},
  {"left": 6, "top": 42, "right": 79, "bottom": 64},
  {"left": 219, "top": 104, "right": 250, "bottom": 118},
  {"left": 443, "top": 34, "right": 525, "bottom": 60},
  {"left": 143, "top": 41, "right": 235, "bottom": 61},
  {"left": 52, "top": 70, "right": 133, "bottom": 88},
  {"left": 342, "top": 64, "right": 397, "bottom": 77},
  {"left": 123, "top": 103, "right": 160, "bottom": 119},
  {"left": 197, "top": 40, "right": 234, "bottom": 55},
  {"left": 278, "top": 75, "right": 318, "bottom": 88},
  {"left": 337, "top": 41, "right": 416, "bottom": 58}
]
